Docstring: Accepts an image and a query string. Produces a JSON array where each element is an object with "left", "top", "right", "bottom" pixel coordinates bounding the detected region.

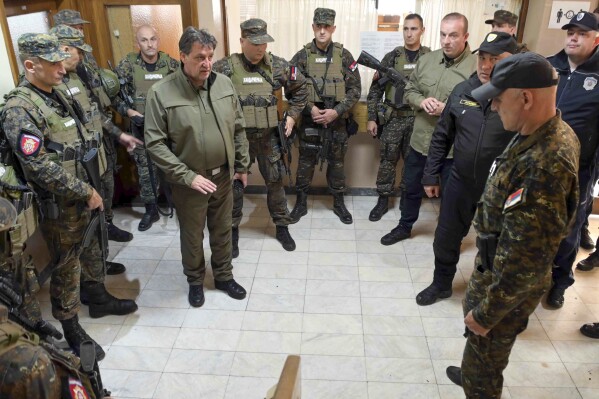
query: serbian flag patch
[
  {"left": 68, "top": 377, "right": 90, "bottom": 399},
  {"left": 349, "top": 61, "right": 358, "bottom": 71},
  {"left": 19, "top": 133, "right": 41, "bottom": 157},
  {"left": 290, "top": 66, "right": 298, "bottom": 81},
  {"left": 504, "top": 188, "right": 524, "bottom": 211}
]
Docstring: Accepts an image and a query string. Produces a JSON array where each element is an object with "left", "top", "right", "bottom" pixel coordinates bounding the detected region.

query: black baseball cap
[
  {"left": 471, "top": 52, "right": 558, "bottom": 103},
  {"left": 472, "top": 32, "right": 518, "bottom": 55},
  {"left": 562, "top": 11, "right": 599, "bottom": 31}
]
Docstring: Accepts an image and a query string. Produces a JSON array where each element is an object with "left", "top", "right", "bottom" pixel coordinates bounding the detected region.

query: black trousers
[{"left": 433, "top": 167, "right": 484, "bottom": 290}]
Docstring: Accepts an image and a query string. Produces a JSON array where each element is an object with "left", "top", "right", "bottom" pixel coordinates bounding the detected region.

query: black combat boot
[
  {"left": 581, "top": 226, "right": 595, "bottom": 250},
  {"left": 333, "top": 193, "right": 353, "bottom": 224},
  {"left": 369, "top": 196, "right": 389, "bottom": 221},
  {"left": 416, "top": 283, "right": 452, "bottom": 306},
  {"left": 107, "top": 221, "right": 133, "bottom": 242},
  {"left": 232, "top": 227, "right": 240, "bottom": 258},
  {"left": 81, "top": 282, "right": 138, "bottom": 319},
  {"left": 138, "top": 203, "right": 159, "bottom": 231},
  {"left": 275, "top": 226, "right": 296, "bottom": 251},
  {"left": 106, "top": 261, "right": 126, "bottom": 275},
  {"left": 446, "top": 366, "right": 463, "bottom": 386},
  {"left": 60, "top": 315, "right": 105, "bottom": 361},
  {"left": 289, "top": 191, "right": 308, "bottom": 224}
]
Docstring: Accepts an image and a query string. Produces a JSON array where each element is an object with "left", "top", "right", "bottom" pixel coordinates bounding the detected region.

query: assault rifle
[
  {"left": 278, "top": 111, "right": 294, "bottom": 186},
  {"left": 306, "top": 95, "right": 336, "bottom": 171},
  {"left": 357, "top": 50, "right": 409, "bottom": 105},
  {"left": 81, "top": 148, "right": 109, "bottom": 272}
]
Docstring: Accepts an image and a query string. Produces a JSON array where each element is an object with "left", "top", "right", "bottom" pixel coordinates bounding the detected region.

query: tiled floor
[{"left": 38, "top": 194, "right": 599, "bottom": 398}]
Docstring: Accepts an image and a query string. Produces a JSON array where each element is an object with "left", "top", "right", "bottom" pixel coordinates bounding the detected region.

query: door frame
[{"left": 75, "top": 0, "right": 198, "bottom": 68}]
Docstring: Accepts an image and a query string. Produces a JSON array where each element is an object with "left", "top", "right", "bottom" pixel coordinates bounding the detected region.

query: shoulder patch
[
  {"left": 504, "top": 188, "right": 525, "bottom": 212},
  {"left": 349, "top": 61, "right": 358, "bottom": 72},
  {"left": 68, "top": 377, "right": 91, "bottom": 399},
  {"left": 290, "top": 66, "right": 298, "bottom": 81},
  {"left": 19, "top": 132, "right": 41, "bottom": 157}
]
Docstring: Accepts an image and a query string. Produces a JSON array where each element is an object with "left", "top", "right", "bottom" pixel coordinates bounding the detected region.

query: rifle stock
[{"left": 278, "top": 112, "right": 293, "bottom": 186}]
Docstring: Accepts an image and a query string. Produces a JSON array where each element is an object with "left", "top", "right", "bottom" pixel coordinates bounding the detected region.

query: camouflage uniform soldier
[
  {"left": 213, "top": 19, "right": 307, "bottom": 256},
  {"left": 53, "top": 9, "right": 136, "bottom": 244},
  {"left": 113, "top": 25, "right": 179, "bottom": 231},
  {"left": 484, "top": 10, "right": 530, "bottom": 53},
  {"left": 366, "top": 13, "right": 430, "bottom": 221},
  {"left": 289, "top": 8, "right": 361, "bottom": 224},
  {"left": 1, "top": 33, "right": 106, "bottom": 360},
  {"left": 445, "top": 53, "right": 579, "bottom": 398},
  {"left": 49, "top": 25, "right": 138, "bottom": 319}
]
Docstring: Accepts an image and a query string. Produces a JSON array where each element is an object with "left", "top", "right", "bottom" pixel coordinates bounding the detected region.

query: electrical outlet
[{"left": 113, "top": 29, "right": 120, "bottom": 38}]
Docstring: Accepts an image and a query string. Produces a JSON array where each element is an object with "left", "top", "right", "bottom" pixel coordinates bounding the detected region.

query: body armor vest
[
  {"left": 56, "top": 73, "right": 107, "bottom": 177},
  {"left": 10, "top": 87, "right": 91, "bottom": 183},
  {"left": 304, "top": 42, "right": 345, "bottom": 103},
  {"left": 229, "top": 53, "right": 278, "bottom": 129},
  {"left": 384, "top": 49, "right": 417, "bottom": 109},
  {"left": 128, "top": 52, "right": 174, "bottom": 115}
]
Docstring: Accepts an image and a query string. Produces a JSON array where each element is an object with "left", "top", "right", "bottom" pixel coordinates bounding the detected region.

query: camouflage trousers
[
  {"left": 296, "top": 121, "right": 348, "bottom": 194},
  {"left": 376, "top": 115, "right": 414, "bottom": 196},
  {"left": 232, "top": 129, "right": 292, "bottom": 227},
  {"left": 0, "top": 248, "right": 42, "bottom": 323},
  {"left": 40, "top": 206, "right": 89, "bottom": 321},
  {"left": 133, "top": 144, "right": 160, "bottom": 205},
  {"left": 460, "top": 265, "right": 551, "bottom": 398},
  {"left": 102, "top": 136, "right": 117, "bottom": 222}
]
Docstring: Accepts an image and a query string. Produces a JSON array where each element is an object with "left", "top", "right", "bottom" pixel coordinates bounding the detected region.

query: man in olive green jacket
[
  {"left": 144, "top": 27, "right": 250, "bottom": 308},
  {"left": 381, "top": 12, "right": 476, "bottom": 248}
]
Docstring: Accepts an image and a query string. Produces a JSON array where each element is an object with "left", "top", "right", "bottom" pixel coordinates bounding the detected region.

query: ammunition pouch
[
  {"left": 346, "top": 114, "right": 359, "bottom": 137},
  {"left": 476, "top": 233, "right": 498, "bottom": 272},
  {"left": 307, "top": 78, "right": 345, "bottom": 103},
  {"left": 240, "top": 95, "right": 278, "bottom": 129}
]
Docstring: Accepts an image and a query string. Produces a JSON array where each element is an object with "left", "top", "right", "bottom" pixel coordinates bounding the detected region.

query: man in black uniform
[{"left": 416, "top": 32, "right": 518, "bottom": 306}]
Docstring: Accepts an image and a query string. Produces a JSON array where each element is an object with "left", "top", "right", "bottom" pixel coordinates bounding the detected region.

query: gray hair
[{"left": 179, "top": 27, "right": 217, "bottom": 54}]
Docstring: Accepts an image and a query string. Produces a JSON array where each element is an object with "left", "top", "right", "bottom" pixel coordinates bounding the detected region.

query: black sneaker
[
  {"left": 188, "top": 285, "right": 205, "bottom": 307},
  {"left": 577, "top": 251, "right": 599, "bottom": 271},
  {"left": 416, "top": 283, "right": 452, "bottom": 306},
  {"left": 581, "top": 227, "right": 595, "bottom": 250},
  {"left": 276, "top": 226, "right": 296, "bottom": 251},
  {"left": 380, "top": 226, "right": 411, "bottom": 245}
]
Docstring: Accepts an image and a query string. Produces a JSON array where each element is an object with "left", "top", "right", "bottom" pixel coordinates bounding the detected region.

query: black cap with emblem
[
  {"left": 562, "top": 11, "right": 599, "bottom": 31},
  {"left": 473, "top": 32, "right": 518, "bottom": 55}
]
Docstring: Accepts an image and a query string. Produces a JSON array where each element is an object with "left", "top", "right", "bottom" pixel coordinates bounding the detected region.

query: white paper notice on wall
[
  {"left": 484, "top": 0, "right": 507, "bottom": 16},
  {"left": 360, "top": 32, "right": 404, "bottom": 62},
  {"left": 548, "top": 1, "right": 591, "bottom": 29}
]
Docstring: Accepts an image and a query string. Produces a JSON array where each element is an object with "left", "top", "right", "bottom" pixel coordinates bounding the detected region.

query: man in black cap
[
  {"left": 416, "top": 32, "right": 518, "bottom": 306},
  {"left": 485, "top": 9, "right": 529, "bottom": 53},
  {"left": 445, "top": 52, "right": 579, "bottom": 399},
  {"left": 545, "top": 11, "right": 599, "bottom": 309}
]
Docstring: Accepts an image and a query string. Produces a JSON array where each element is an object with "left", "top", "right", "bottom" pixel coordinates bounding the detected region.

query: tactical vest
[
  {"left": 384, "top": 48, "right": 418, "bottom": 109},
  {"left": 8, "top": 87, "right": 92, "bottom": 184},
  {"left": 304, "top": 42, "right": 345, "bottom": 103},
  {"left": 229, "top": 53, "right": 278, "bottom": 129},
  {"left": 0, "top": 308, "right": 97, "bottom": 398},
  {"left": 57, "top": 73, "right": 108, "bottom": 177},
  {"left": 128, "top": 52, "right": 175, "bottom": 115}
]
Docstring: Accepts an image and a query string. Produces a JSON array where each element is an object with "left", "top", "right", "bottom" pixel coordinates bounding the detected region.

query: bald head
[{"left": 135, "top": 25, "right": 159, "bottom": 63}]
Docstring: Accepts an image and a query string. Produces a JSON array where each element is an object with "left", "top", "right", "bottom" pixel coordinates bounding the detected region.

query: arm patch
[{"left": 18, "top": 132, "right": 42, "bottom": 157}]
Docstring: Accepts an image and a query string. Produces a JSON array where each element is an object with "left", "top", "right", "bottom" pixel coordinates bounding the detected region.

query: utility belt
[
  {"left": 240, "top": 95, "right": 278, "bottom": 129},
  {"left": 39, "top": 195, "right": 86, "bottom": 222},
  {"left": 244, "top": 127, "right": 272, "bottom": 139},
  {"left": 476, "top": 233, "right": 498, "bottom": 272},
  {"left": 377, "top": 103, "right": 414, "bottom": 125}
]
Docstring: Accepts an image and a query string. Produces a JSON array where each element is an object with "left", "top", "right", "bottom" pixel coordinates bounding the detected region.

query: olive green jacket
[
  {"left": 144, "top": 68, "right": 250, "bottom": 187},
  {"left": 404, "top": 45, "right": 476, "bottom": 156}
]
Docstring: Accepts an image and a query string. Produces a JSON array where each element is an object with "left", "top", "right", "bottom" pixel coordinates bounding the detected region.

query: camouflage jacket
[
  {"left": 290, "top": 40, "right": 361, "bottom": 118},
  {"left": 113, "top": 51, "right": 179, "bottom": 116},
  {"left": 1, "top": 81, "right": 91, "bottom": 202},
  {"left": 213, "top": 53, "right": 308, "bottom": 121},
  {"left": 471, "top": 112, "right": 579, "bottom": 329},
  {"left": 366, "top": 45, "right": 430, "bottom": 120}
]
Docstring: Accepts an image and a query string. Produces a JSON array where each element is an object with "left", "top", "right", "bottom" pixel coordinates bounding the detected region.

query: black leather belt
[{"left": 206, "top": 164, "right": 227, "bottom": 177}]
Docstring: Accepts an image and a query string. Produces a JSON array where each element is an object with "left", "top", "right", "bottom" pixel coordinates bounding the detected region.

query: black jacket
[
  {"left": 548, "top": 47, "right": 599, "bottom": 167},
  {"left": 422, "top": 72, "right": 516, "bottom": 194}
]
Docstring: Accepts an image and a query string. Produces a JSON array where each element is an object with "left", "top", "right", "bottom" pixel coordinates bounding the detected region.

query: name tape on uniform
[
  {"left": 144, "top": 74, "right": 164, "bottom": 80},
  {"left": 315, "top": 57, "right": 333, "bottom": 63},
  {"left": 243, "top": 77, "right": 264, "bottom": 84},
  {"left": 67, "top": 86, "right": 81, "bottom": 96},
  {"left": 404, "top": 64, "right": 416, "bottom": 70}
]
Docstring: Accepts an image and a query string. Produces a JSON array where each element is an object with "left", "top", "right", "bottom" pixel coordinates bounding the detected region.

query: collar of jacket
[
  {"left": 439, "top": 43, "right": 472, "bottom": 67},
  {"left": 177, "top": 67, "right": 217, "bottom": 91},
  {"left": 510, "top": 110, "right": 563, "bottom": 156},
  {"left": 551, "top": 45, "right": 599, "bottom": 73}
]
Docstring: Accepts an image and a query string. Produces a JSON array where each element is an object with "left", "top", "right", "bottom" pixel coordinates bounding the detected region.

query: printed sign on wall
[{"left": 548, "top": 1, "right": 591, "bottom": 29}]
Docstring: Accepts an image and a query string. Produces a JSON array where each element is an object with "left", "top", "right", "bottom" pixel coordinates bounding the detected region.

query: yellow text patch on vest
[{"left": 459, "top": 99, "right": 480, "bottom": 107}]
